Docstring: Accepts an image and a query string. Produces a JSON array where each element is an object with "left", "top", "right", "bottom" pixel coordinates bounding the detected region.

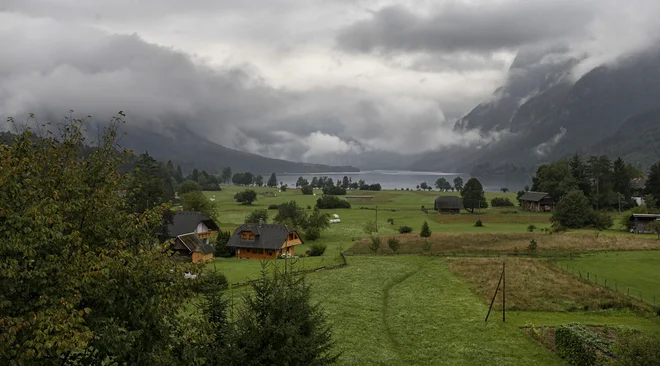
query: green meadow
[{"left": 201, "top": 185, "right": 660, "bottom": 365}]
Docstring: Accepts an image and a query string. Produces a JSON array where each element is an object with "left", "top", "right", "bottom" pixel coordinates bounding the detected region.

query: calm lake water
[{"left": 278, "top": 170, "right": 527, "bottom": 192}]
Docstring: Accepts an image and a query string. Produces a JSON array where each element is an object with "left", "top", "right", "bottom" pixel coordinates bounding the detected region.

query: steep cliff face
[{"left": 413, "top": 45, "right": 660, "bottom": 172}]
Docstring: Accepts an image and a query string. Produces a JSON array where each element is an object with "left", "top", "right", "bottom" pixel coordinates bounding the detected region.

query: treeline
[
  {"left": 525, "top": 154, "right": 656, "bottom": 210},
  {"left": 415, "top": 177, "right": 465, "bottom": 192},
  {"left": 296, "top": 175, "right": 382, "bottom": 193}
]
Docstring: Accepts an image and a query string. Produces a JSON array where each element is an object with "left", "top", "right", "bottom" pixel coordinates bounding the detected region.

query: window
[
  {"left": 240, "top": 232, "right": 255, "bottom": 240},
  {"left": 253, "top": 248, "right": 264, "bottom": 254}
]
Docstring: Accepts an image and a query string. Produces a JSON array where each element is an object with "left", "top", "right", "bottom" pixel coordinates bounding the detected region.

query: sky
[{"left": 2, "top": 0, "right": 660, "bottom": 165}]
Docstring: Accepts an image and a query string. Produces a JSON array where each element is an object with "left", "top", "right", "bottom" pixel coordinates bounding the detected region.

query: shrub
[
  {"left": 614, "top": 329, "right": 660, "bottom": 366},
  {"left": 307, "top": 205, "right": 312, "bottom": 210},
  {"left": 305, "top": 228, "right": 321, "bottom": 241},
  {"left": 551, "top": 190, "right": 592, "bottom": 229},
  {"left": 300, "top": 185, "right": 314, "bottom": 195},
  {"left": 474, "top": 219, "right": 483, "bottom": 227},
  {"left": 590, "top": 211, "right": 614, "bottom": 231},
  {"left": 500, "top": 210, "right": 518, "bottom": 214},
  {"left": 555, "top": 323, "right": 611, "bottom": 366},
  {"left": 399, "top": 225, "right": 413, "bottom": 234},
  {"left": 527, "top": 239, "right": 537, "bottom": 251},
  {"left": 387, "top": 237, "right": 401, "bottom": 254},
  {"left": 363, "top": 221, "right": 378, "bottom": 235},
  {"left": 422, "top": 240, "right": 432, "bottom": 253},
  {"left": 322, "top": 185, "right": 346, "bottom": 195},
  {"left": 387, "top": 218, "right": 394, "bottom": 225},
  {"left": 309, "top": 242, "right": 327, "bottom": 256},
  {"left": 369, "top": 236, "right": 381, "bottom": 253},
  {"left": 420, "top": 221, "right": 431, "bottom": 237},
  {"left": 316, "top": 195, "right": 351, "bottom": 209},
  {"left": 178, "top": 179, "right": 202, "bottom": 195},
  {"left": 245, "top": 208, "right": 269, "bottom": 224},
  {"left": 527, "top": 224, "right": 537, "bottom": 232},
  {"left": 234, "top": 189, "right": 258, "bottom": 205},
  {"left": 491, "top": 197, "right": 514, "bottom": 207},
  {"left": 268, "top": 204, "right": 280, "bottom": 210}
]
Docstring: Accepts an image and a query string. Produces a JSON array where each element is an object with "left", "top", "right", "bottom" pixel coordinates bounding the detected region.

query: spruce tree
[
  {"left": 420, "top": 221, "right": 432, "bottom": 238},
  {"left": 267, "top": 172, "right": 278, "bottom": 187}
]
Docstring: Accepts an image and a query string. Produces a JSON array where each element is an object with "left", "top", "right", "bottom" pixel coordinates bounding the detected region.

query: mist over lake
[{"left": 278, "top": 170, "right": 530, "bottom": 192}]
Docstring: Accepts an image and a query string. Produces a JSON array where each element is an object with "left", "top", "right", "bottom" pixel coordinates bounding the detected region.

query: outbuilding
[
  {"left": 629, "top": 213, "right": 660, "bottom": 233},
  {"left": 519, "top": 191, "right": 554, "bottom": 212},
  {"left": 434, "top": 196, "right": 463, "bottom": 215}
]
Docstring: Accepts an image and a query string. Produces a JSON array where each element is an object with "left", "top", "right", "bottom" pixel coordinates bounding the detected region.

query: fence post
[
  {"left": 640, "top": 293, "right": 643, "bottom": 302},
  {"left": 579, "top": 271, "right": 582, "bottom": 279},
  {"left": 628, "top": 288, "right": 630, "bottom": 296},
  {"left": 604, "top": 279, "right": 607, "bottom": 288},
  {"left": 587, "top": 272, "right": 590, "bottom": 281}
]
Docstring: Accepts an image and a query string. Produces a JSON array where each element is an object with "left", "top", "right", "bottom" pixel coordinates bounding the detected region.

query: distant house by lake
[
  {"left": 166, "top": 211, "right": 220, "bottom": 263},
  {"left": 434, "top": 196, "right": 463, "bottom": 215},
  {"left": 227, "top": 223, "right": 303, "bottom": 259},
  {"left": 519, "top": 192, "right": 554, "bottom": 212}
]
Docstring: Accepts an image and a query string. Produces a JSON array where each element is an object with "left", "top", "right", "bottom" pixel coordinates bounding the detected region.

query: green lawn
[
  {"left": 558, "top": 251, "right": 660, "bottom": 304},
  {"left": 305, "top": 256, "right": 563, "bottom": 366}
]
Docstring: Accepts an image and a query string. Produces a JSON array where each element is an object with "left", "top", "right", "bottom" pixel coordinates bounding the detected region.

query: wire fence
[{"left": 554, "top": 261, "right": 659, "bottom": 308}]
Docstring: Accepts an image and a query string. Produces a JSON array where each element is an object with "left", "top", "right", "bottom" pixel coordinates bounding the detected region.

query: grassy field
[
  {"left": 198, "top": 186, "right": 660, "bottom": 364},
  {"left": 305, "top": 256, "right": 563, "bottom": 366},
  {"left": 558, "top": 251, "right": 660, "bottom": 305}
]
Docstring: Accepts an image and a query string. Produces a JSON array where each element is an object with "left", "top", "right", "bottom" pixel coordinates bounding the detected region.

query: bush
[
  {"left": 305, "top": 228, "right": 321, "bottom": 241},
  {"left": 322, "top": 185, "right": 346, "bottom": 195},
  {"left": 387, "top": 237, "right": 401, "bottom": 254},
  {"left": 551, "top": 190, "right": 592, "bottom": 229},
  {"left": 399, "top": 225, "right": 413, "bottom": 234},
  {"left": 527, "top": 239, "right": 537, "bottom": 251},
  {"left": 422, "top": 240, "right": 432, "bottom": 253},
  {"left": 300, "top": 185, "right": 314, "bottom": 195},
  {"left": 491, "top": 197, "right": 514, "bottom": 207},
  {"left": 590, "top": 211, "right": 614, "bottom": 231},
  {"left": 420, "top": 221, "right": 431, "bottom": 238},
  {"left": 387, "top": 218, "right": 394, "bottom": 225},
  {"left": 363, "top": 221, "right": 378, "bottom": 235},
  {"left": 500, "top": 209, "right": 518, "bottom": 214},
  {"left": 178, "top": 179, "right": 202, "bottom": 195},
  {"left": 527, "top": 224, "right": 537, "bottom": 232},
  {"left": 369, "top": 236, "right": 381, "bottom": 253},
  {"left": 309, "top": 242, "right": 327, "bottom": 256},
  {"left": 316, "top": 195, "right": 351, "bottom": 209},
  {"left": 307, "top": 205, "right": 312, "bottom": 209},
  {"left": 474, "top": 219, "right": 483, "bottom": 227},
  {"left": 555, "top": 323, "right": 611, "bottom": 366},
  {"left": 614, "top": 330, "right": 660, "bottom": 366},
  {"left": 234, "top": 189, "right": 258, "bottom": 205},
  {"left": 245, "top": 208, "right": 269, "bottom": 224},
  {"left": 268, "top": 204, "right": 280, "bottom": 210}
]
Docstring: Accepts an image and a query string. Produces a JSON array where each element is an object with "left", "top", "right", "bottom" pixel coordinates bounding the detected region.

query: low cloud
[{"left": 534, "top": 127, "right": 567, "bottom": 157}]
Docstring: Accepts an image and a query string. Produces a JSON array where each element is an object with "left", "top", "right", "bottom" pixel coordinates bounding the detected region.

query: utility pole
[
  {"left": 503, "top": 261, "right": 506, "bottom": 322},
  {"left": 375, "top": 205, "right": 378, "bottom": 232}
]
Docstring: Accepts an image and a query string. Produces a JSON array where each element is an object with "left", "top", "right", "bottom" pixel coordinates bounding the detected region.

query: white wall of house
[
  {"left": 633, "top": 196, "right": 646, "bottom": 207},
  {"left": 196, "top": 221, "right": 209, "bottom": 234}
]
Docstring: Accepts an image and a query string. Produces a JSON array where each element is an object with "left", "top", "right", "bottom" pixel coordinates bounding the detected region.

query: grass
[
  {"left": 305, "top": 256, "right": 563, "bottom": 365},
  {"left": 349, "top": 232, "right": 660, "bottom": 255},
  {"left": 447, "top": 257, "right": 649, "bottom": 312},
  {"left": 558, "top": 251, "right": 660, "bottom": 305}
]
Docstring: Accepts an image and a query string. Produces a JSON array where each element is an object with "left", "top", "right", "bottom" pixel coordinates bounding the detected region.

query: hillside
[
  {"left": 117, "top": 124, "right": 359, "bottom": 174},
  {"left": 412, "top": 45, "right": 660, "bottom": 172}
]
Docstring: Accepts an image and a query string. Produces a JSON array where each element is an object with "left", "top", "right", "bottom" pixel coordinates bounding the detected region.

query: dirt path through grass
[{"left": 308, "top": 256, "right": 563, "bottom": 365}]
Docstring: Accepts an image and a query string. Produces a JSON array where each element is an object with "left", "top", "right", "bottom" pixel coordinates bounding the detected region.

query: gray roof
[
  {"left": 631, "top": 178, "right": 647, "bottom": 190},
  {"left": 519, "top": 191, "right": 551, "bottom": 202},
  {"left": 177, "top": 233, "right": 215, "bottom": 255},
  {"left": 630, "top": 213, "right": 660, "bottom": 220},
  {"left": 167, "top": 211, "right": 219, "bottom": 237},
  {"left": 227, "top": 224, "right": 302, "bottom": 250},
  {"left": 434, "top": 196, "right": 463, "bottom": 210}
]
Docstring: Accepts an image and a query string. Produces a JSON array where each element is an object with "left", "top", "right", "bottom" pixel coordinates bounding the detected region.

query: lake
[{"left": 278, "top": 170, "right": 528, "bottom": 192}]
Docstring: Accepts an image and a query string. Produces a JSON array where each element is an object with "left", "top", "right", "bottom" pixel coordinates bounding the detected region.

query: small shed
[
  {"left": 434, "top": 196, "right": 463, "bottom": 215},
  {"left": 629, "top": 214, "right": 660, "bottom": 233},
  {"left": 171, "top": 233, "right": 215, "bottom": 263},
  {"left": 519, "top": 192, "right": 554, "bottom": 212}
]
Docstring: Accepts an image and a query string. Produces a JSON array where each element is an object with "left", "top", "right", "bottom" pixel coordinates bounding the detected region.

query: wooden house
[
  {"left": 227, "top": 224, "right": 303, "bottom": 259},
  {"left": 519, "top": 191, "right": 554, "bottom": 212},
  {"left": 631, "top": 178, "right": 647, "bottom": 206},
  {"left": 166, "top": 211, "right": 220, "bottom": 263},
  {"left": 433, "top": 196, "right": 463, "bottom": 215},
  {"left": 628, "top": 213, "right": 660, "bottom": 233},
  {"left": 170, "top": 233, "right": 215, "bottom": 263}
]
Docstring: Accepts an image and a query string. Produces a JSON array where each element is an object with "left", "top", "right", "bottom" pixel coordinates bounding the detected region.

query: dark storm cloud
[{"left": 337, "top": 1, "right": 594, "bottom": 54}]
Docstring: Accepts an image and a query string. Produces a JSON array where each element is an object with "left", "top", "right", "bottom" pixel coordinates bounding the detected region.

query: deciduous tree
[{"left": 461, "top": 178, "right": 488, "bottom": 213}]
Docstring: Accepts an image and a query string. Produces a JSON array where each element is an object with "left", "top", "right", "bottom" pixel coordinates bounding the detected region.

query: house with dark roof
[
  {"left": 519, "top": 191, "right": 554, "bottom": 212},
  {"left": 631, "top": 178, "right": 647, "bottom": 206},
  {"left": 227, "top": 223, "right": 303, "bottom": 259},
  {"left": 170, "top": 233, "right": 216, "bottom": 263},
  {"left": 434, "top": 196, "right": 463, "bottom": 215},
  {"left": 166, "top": 211, "right": 220, "bottom": 263}
]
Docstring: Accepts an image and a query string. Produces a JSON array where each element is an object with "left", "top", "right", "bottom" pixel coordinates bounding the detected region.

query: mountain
[
  {"left": 117, "top": 124, "right": 359, "bottom": 174},
  {"left": 412, "top": 45, "right": 660, "bottom": 173}
]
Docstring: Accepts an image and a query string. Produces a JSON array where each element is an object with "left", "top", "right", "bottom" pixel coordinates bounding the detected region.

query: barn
[
  {"left": 519, "top": 192, "right": 554, "bottom": 212},
  {"left": 170, "top": 233, "right": 215, "bottom": 264},
  {"left": 227, "top": 224, "right": 303, "bottom": 259},
  {"left": 629, "top": 213, "right": 660, "bottom": 233},
  {"left": 434, "top": 196, "right": 463, "bottom": 215}
]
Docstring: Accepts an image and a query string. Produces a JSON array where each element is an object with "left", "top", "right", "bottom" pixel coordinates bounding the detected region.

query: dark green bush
[
  {"left": 316, "top": 195, "right": 351, "bottom": 209},
  {"left": 555, "top": 323, "right": 611, "bottom": 366},
  {"left": 614, "top": 330, "right": 660, "bottom": 365},
  {"left": 491, "top": 197, "right": 514, "bottom": 207},
  {"left": 322, "top": 185, "right": 346, "bottom": 195},
  {"left": 387, "top": 237, "right": 401, "bottom": 254},
  {"left": 305, "top": 228, "right": 321, "bottom": 241},
  {"left": 590, "top": 211, "right": 614, "bottom": 231},
  {"left": 309, "top": 242, "right": 327, "bottom": 256},
  {"left": 267, "top": 204, "right": 279, "bottom": 210},
  {"left": 399, "top": 225, "right": 413, "bottom": 234},
  {"left": 528, "top": 239, "right": 537, "bottom": 251},
  {"left": 300, "top": 185, "right": 314, "bottom": 195},
  {"left": 387, "top": 218, "right": 394, "bottom": 225},
  {"left": 474, "top": 219, "right": 483, "bottom": 227},
  {"left": 420, "top": 221, "right": 432, "bottom": 237},
  {"left": 527, "top": 224, "right": 537, "bottom": 232}
]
